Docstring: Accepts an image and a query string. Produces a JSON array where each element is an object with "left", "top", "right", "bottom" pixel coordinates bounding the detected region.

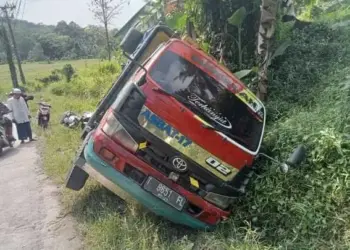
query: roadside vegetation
[{"left": 0, "top": 0, "right": 350, "bottom": 249}]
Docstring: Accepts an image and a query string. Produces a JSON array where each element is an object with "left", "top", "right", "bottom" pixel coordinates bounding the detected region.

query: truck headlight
[{"left": 102, "top": 110, "right": 138, "bottom": 153}]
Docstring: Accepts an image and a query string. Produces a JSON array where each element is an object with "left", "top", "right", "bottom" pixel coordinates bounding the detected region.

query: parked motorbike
[
  {"left": 0, "top": 103, "right": 13, "bottom": 155},
  {"left": 0, "top": 124, "right": 14, "bottom": 154},
  {"left": 81, "top": 112, "right": 93, "bottom": 130},
  {"left": 38, "top": 102, "right": 51, "bottom": 129}
]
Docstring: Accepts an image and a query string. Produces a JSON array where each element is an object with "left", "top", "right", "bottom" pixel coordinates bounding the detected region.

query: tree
[
  {"left": 28, "top": 43, "right": 46, "bottom": 61},
  {"left": 256, "top": 0, "right": 296, "bottom": 101},
  {"left": 89, "top": 0, "right": 126, "bottom": 61},
  {"left": 37, "top": 33, "right": 72, "bottom": 59},
  {"left": 1, "top": 6, "right": 27, "bottom": 85},
  {"left": 0, "top": 25, "right": 18, "bottom": 88},
  {"left": 256, "top": 0, "right": 278, "bottom": 102}
]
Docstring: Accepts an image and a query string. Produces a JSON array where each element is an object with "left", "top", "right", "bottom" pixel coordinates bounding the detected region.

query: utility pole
[
  {"left": 1, "top": 3, "right": 26, "bottom": 85},
  {"left": 0, "top": 24, "right": 18, "bottom": 88}
]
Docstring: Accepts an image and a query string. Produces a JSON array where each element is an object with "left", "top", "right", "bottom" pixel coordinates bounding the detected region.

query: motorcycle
[
  {"left": 0, "top": 103, "right": 14, "bottom": 155},
  {"left": 38, "top": 102, "right": 51, "bottom": 129},
  {"left": 0, "top": 124, "right": 13, "bottom": 154},
  {"left": 61, "top": 111, "right": 81, "bottom": 128},
  {"left": 81, "top": 112, "right": 93, "bottom": 130}
]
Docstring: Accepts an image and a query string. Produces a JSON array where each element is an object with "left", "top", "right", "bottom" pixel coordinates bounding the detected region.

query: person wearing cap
[
  {"left": 7, "top": 88, "right": 35, "bottom": 144},
  {"left": 8, "top": 89, "right": 34, "bottom": 108}
]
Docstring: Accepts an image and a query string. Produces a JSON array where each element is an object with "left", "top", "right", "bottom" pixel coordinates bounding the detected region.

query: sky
[{"left": 0, "top": 0, "right": 146, "bottom": 29}]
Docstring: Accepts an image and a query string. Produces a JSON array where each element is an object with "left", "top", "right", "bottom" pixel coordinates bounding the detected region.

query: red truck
[{"left": 66, "top": 24, "right": 303, "bottom": 230}]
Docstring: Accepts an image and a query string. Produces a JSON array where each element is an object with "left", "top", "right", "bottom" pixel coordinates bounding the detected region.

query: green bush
[
  {"left": 37, "top": 69, "right": 62, "bottom": 85},
  {"left": 267, "top": 23, "right": 350, "bottom": 121},
  {"left": 62, "top": 64, "right": 75, "bottom": 82},
  {"left": 225, "top": 23, "right": 350, "bottom": 249},
  {"left": 50, "top": 61, "right": 120, "bottom": 99}
]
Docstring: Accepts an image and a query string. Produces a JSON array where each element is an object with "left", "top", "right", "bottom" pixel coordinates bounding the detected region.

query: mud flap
[
  {"left": 65, "top": 131, "right": 93, "bottom": 191},
  {"left": 65, "top": 165, "right": 89, "bottom": 191}
]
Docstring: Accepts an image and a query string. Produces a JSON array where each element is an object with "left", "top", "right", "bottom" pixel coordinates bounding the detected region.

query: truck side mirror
[
  {"left": 286, "top": 145, "right": 306, "bottom": 167},
  {"left": 258, "top": 145, "right": 306, "bottom": 173}
]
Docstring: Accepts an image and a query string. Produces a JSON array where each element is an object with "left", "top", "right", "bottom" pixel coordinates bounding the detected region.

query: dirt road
[{"left": 0, "top": 136, "right": 82, "bottom": 250}]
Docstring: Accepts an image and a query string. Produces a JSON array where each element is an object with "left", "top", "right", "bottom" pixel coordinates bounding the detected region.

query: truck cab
[{"left": 66, "top": 24, "right": 266, "bottom": 230}]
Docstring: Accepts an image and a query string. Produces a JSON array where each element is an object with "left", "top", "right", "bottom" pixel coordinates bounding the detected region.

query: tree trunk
[
  {"left": 186, "top": 19, "right": 196, "bottom": 40},
  {"left": 104, "top": 22, "right": 111, "bottom": 61},
  {"left": 256, "top": 0, "right": 279, "bottom": 102},
  {"left": 5, "top": 10, "right": 26, "bottom": 85},
  {"left": 0, "top": 25, "right": 18, "bottom": 88},
  {"left": 238, "top": 26, "right": 242, "bottom": 69}
]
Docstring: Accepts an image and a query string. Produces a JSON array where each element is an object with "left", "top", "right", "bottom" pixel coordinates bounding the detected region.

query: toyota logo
[{"left": 171, "top": 157, "right": 188, "bottom": 173}]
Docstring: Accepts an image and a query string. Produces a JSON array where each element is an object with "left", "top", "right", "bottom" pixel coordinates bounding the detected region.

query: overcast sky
[{"left": 0, "top": 0, "right": 146, "bottom": 28}]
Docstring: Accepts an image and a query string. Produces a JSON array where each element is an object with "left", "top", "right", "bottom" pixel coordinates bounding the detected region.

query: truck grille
[{"left": 136, "top": 145, "right": 207, "bottom": 194}]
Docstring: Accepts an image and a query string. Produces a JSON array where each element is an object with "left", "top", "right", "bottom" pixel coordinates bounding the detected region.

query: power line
[
  {"left": 0, "top": 2, "right": 26, "bottom": 85},
  {"left": 20, "top": 0, "right": 26, "bottom": 20}
]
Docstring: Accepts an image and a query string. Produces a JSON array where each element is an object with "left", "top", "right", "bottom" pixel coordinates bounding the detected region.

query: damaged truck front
[{"left": 65, "top": 24, "right": 267, "bottom": 230}]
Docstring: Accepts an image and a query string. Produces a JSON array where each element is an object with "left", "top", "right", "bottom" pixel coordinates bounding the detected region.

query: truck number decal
[{"left": 205, "top": 157, "right": 232, "bottom": 176}]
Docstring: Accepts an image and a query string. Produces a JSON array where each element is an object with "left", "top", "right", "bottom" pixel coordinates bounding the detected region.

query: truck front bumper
[{"left": 83, "top": 138, "right": 214, "bottom": 230}]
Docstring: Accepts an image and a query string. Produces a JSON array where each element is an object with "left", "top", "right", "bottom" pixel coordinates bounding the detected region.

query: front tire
[{"left": 42, "top": 120, "right": 48, "bottom": 129}]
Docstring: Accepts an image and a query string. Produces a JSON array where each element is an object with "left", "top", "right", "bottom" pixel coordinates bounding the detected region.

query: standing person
[{"left": 7, "top": 88, "right": 35, "bottom": 144}]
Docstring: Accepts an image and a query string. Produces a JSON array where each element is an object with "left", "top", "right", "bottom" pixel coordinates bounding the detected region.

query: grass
[
  {"left": 2, "top": 18, "right": 350, "bottom": 250},
  {"left": 0, "top": 59, "right": 100, "bottom": 96}
]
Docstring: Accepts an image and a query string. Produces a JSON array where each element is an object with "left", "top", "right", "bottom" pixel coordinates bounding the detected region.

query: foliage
[
  {"left": 184, "top": 0, "right": 260, "bottom": 72},
  {"left": 50, "top": 61, "right": 120, "bottom": 99},
  {"left": 0, "top": 19, "right": 112, "bottom": 63},
  {"left": 62, "top": 64, "right": 76, "bottom": 82},
  {"left": 37, "top": 69, "right": 61, "bottom": 85},
  {"left": 234, "top": 69, "right": 254, "bottom": 79},
  {"left": 228, "top": 7, "right": 248, "bottom": 69},
  {"left": 267, "top": 41, "right": 292, "bottom": 67},
  {"left": 90, "top": 0, "right": 126, "bottom": 61},
  {"left": 227, "top": 6, "right": 247, "bottom": 27},
  {"left": 0, "top": 59, "right": 100, "bottom": 94},
  {"left": 166, "top": 12, "right": 187, "bottom": 32},
  {"left": 267, "top": 23, "right": 350, "bottom": 120},
  {"left": 28, "top": 43, "right": 46, "bottom": 62}
]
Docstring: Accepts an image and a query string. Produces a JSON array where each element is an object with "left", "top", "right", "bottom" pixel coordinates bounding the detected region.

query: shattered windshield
[{"left": 149, "top": 50, "right": 264, "bottom": 152}]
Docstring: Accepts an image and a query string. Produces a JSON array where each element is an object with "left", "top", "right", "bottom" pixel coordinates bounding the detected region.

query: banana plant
[
  {"left": 256, "top": 0, "right": 296, "bottom": 101},
  {"left": 227, "top": 6, "right": 247, "bottom": 69},
  {"left": 234, "top": 40, "right": 291, "bottom": 80}
]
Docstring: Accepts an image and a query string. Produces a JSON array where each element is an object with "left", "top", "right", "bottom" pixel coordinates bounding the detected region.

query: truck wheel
[
  {"left": 120, "top": 28, "right": 144, "bottom": 54},
  {"left": 65, "top": 166, "right": 89, "bottom": 191}
]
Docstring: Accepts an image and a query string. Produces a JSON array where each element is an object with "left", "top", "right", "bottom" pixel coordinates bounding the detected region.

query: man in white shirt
[{"left": 7, "top": 88, "right": 35, "bottom": 144}]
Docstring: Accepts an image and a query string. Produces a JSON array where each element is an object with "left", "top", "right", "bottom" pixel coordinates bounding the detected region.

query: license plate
[{"left": 143, "top": 177, "right": 186, "bottom": 211}]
